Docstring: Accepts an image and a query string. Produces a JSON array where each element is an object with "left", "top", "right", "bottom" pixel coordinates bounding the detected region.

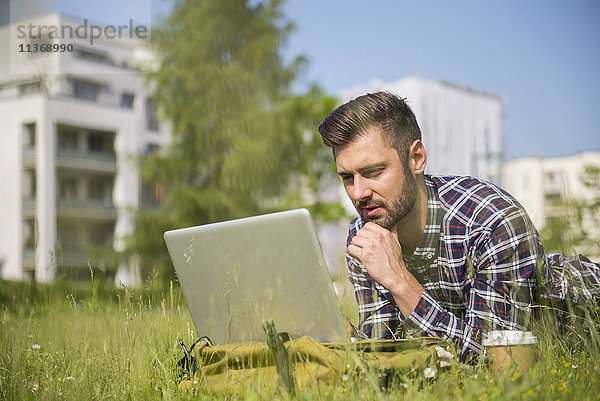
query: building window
[
  {"left": 57, "top": 127, "right": 79, "bottom": 153},
  {"left": 87, "top": 223, "right": 113, "bottom": 246},
  {"left": 59, "top": 177, "right": 78, "bottom": 202},
  {"left": 74, "top": 47, "right": 111, "bottom": 65},
  {"left": 58, "top": 125, "right": 115, "bottom": 156},
  {"left": 87, "top": 132, "right": 113, "bottom": 154},
  {"left": 145, "top": 98, "right": 159, "bottom": 131},
  {"left": 23, "top": 219, "right": 36, "bottom": 250},
  {"left": 544, "top": 171, "right": 563, "bottom": 185},
  {"left": 19, "top": 81, "right": 41, "bottom": 96},
  {"left": 23, "top": 123, "right": 36, "bottom": 149},
  {"left": 88, "top": 179, "right": 105, "bottom": 201},
  {"left": 22, "top": 169, "right": 36, "bottom": 199},
  {"left": 88, "top": 134, "right": 104, "bottom": 152},
  {"left": 544, "top": 192, "right": 561, "bottom": 202},
  {"left": 544, "top": 192, "right": 563, "bottom": 208},
  {"left": 120, "top": 92, "right": 135, "bottom": 109},
  {"left": 87, "top": 177, "right": 112, "bottom": 205},
  {"left": 146, "top": 143, "right": 158, "bottom": 154},
  {"left": 72, "top": 80, "right": 101, "bottom": 102},
  {"left": 57, "top": 222, "right": 80, "bottom": 251}
]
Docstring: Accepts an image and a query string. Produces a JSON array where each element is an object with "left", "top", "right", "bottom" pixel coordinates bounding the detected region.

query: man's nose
[{"left": 352, "top": 176, "right": 373, "bottom": 201}]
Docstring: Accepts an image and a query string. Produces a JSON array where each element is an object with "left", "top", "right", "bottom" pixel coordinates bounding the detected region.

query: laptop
[{"left": 164, "top": 208, "right": 348, "bottom": 344}]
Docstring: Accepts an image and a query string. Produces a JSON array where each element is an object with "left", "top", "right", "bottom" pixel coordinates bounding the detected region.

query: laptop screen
[{"left": 164, "top": 209, "right": 348, "bottom": 344}]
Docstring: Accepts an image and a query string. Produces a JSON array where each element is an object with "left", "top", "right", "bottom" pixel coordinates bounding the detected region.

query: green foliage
[
  {"left": 124, "top": 0, "right": 341, "bottom": 281},
  {"left": 278, "top": 85, "right": 352, "bottom": 224},
  {"left": 539, "top": 210, "right": 573, "bottom": 255}
]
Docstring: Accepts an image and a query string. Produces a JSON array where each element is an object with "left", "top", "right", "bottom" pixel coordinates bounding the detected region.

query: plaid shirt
[{"left": 346, "top": 175, "right": 600, "bottom": 362}]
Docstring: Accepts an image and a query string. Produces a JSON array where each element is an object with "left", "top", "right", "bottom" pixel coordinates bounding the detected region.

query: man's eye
[
  {"left": 364, "top": 169, "right": 383, "bottom": 178},
  {"left": 341, "top": 175, "right": 353, "bottom": 184}
]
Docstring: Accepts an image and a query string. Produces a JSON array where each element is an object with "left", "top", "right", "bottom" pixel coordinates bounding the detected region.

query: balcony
[
  {"left": 55, "top": 77, "right": 139, "bottom": 111},
  {"left": 56, "top": 149, "right": 116, "bottom": 173}
]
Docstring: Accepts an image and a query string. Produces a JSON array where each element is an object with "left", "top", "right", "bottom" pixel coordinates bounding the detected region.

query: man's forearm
[
  {"left": 348, "top": 222, "right": 424, "bottom": 319},
  {"left": 384, "top": 268, "right": 424, "bottom": 319}
]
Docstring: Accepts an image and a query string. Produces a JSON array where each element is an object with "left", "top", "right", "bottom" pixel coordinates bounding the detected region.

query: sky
[
  {"left": 280, "top": 1, "right": 600, "bottom": 160},
  {"left": 2, "top": 0, "right": 599, "bottom": 160}
]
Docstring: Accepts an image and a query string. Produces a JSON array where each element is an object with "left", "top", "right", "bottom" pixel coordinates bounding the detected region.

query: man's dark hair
[{"left": 318, "top": 91, "right": 422, "bottom": 163}]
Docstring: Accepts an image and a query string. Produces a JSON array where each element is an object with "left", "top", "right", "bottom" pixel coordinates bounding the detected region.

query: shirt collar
[{"left": 403, "top": 175, "right": 442, "bottom": 263}]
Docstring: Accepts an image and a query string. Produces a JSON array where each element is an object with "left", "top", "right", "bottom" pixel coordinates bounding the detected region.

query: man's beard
[{"left": 356, "top": 169, "right": 417, "bottom": 231}]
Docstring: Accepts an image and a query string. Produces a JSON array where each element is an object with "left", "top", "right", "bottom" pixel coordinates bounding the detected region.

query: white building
[
  {"left": 341, "top": 77, "right": 504, "bottom": 185},
  {"left": 503, "top": 151, "right": 600, "bottom": 258},
  {"left": 0, "top": 14, "right": 170, "bottom": 282}
]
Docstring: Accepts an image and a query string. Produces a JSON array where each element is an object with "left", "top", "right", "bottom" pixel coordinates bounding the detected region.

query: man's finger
[
  {"left": 347, "top": 244, "right": 362, "bottom": 259},
  {"left": 361, "top": 222, "right": 392, "bottom": 238},
  {"left": 362, "top": 222, "right": 399, "bottom": 241},
  {"left": 363, "top": 222, "right": 387, "bottom": 232},
  {"left": 350, "top": 234, "right": 371, "bottom": 248}
]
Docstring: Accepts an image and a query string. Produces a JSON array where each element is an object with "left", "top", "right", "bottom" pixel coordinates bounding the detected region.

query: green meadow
[{"left": 1, "top": 277, "right": 599, "bottom": 400}]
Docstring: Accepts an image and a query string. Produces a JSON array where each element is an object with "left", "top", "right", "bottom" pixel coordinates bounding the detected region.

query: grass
[{"left": 1, "top": 277, "right": 599, "bottom": 400}]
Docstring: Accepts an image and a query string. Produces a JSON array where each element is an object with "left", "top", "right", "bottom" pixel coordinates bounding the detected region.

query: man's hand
[{"left": 347, "top": 222, "right": 424, "bottom": 318}]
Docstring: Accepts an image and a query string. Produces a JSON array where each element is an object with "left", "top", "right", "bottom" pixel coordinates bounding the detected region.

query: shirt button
[{"left": 425, "top": 252, "right": 434, "bottom": 260}]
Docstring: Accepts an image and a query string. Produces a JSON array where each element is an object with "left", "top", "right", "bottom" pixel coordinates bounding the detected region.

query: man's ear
[{"left": 409, "top": 140, "right": 427, "bottom": 174}]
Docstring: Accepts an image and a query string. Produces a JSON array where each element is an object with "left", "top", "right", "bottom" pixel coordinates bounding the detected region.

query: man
[{"left": 318, "top": 91, "right": 599, "bottom": 362}]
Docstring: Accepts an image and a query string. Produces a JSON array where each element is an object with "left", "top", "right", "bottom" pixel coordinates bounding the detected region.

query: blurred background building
[
  {"left": 0, "top": 14, "right": 170, "bottom": 282},
  {"left": 503, "top": 151, "right": 600, "bottom": 259},
  {"left": 341, "top": 77, "right": 504, "bottom": 185}
]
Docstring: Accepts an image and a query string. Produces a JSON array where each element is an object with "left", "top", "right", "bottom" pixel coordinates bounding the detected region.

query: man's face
[{"left": 335, "top": 128, "right": 417, "bottom": 231}]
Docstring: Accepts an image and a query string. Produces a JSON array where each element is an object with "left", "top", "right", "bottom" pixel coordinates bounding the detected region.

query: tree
[
  {"left": 124, "top": 0, "right": 340, "bottom": 281},
  {"left": 278, "top": 86, "right": 351, "bottom": 224}
]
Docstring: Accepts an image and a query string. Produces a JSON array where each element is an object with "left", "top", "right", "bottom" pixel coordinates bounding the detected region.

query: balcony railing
[
  {"left": 57, "top": 200, "right": 117, "bottom": 220},
  {"left": 56, "top": 248, "right": 114, "bottom": 270},
  {"left": 56, "top": 149, "right": 116, "bottom": 173},
  {"left": 55, "top": 88, "right": 135, "bottom": 110},
  {"left": 23, "top": 147, "right": 36, "bottom": 167},
  {"left": 56, "top": 250, "right": 92, "bottom": 268},
  {"left": 23, "top": 199, "right": 36, "bottom": 217},
  {"left": 22, "top": 248, "right": 35, "bottom": 268}
]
